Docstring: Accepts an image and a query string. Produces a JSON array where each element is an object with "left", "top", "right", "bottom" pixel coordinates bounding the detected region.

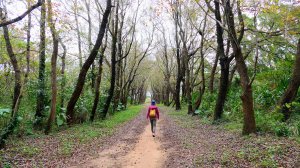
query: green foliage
[
  {"left": 116, "top": 102, "right": 126, "bottom": 111},
  {"left": 0, "top": 108, "right": 11, "bottom": 129},
  {"left": 56, "top": 107, "right": 66, "bottom": 127},
  {"left": 73, "top": 88, "right": 94, "bottom": 123},
  {"left": 3, "top": 162, "right": 11, "bottom": 168},
  {"left": 255, "top": 110, "right": 286, "bottom": 136},
  {"left": 192, "top": 56, "right": 300, "bottom": 137},
  {"left": 197, "top": 93, "right": 217, "bottom": 118},
  {"left": 0, "top": 108, "right": 10, "bottom": 116}
]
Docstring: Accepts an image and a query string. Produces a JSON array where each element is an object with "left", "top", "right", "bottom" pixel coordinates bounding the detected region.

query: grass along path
[
  {"left": 0, "top": 105, "right": 143, "bottom": 167},
  {"left": 160, "top": 106, "right": 300, "bottom": 167}
]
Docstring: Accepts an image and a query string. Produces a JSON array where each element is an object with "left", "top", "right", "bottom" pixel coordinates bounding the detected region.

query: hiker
[{"left": 147, "top": 100, "right": 159, "bottom": 137}]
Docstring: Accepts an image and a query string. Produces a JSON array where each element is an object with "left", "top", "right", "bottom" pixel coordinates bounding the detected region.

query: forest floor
[{"left": 1, "top": 105, "right": 300, "bottom": 167}]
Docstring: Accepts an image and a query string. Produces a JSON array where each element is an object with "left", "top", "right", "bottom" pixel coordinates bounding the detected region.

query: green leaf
[
  {"left": 17, "top": 116, "right": 23, "bottom": 121},
  {"left": 0, "top": 108, "right": 11, "bottom": 115},
  {"left": 57, "top": 118, "right": 64, "bottom": 126},
  {"left": 194, "top": 109, "right": 200, "bottom": 114}
]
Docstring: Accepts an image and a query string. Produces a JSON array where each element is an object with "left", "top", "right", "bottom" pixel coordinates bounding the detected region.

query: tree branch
[{"left": 0, "top": 0, "right": 42, "bottom": 27}]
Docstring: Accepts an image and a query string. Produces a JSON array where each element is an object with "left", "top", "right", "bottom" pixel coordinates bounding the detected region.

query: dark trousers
[{"left": 150, "top": 119, "right": 156, "bottom": 133}]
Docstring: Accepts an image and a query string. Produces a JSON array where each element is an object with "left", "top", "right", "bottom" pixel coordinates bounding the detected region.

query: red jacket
[{"left": 147, "top": 105, "right": 159, "bottom": 120}]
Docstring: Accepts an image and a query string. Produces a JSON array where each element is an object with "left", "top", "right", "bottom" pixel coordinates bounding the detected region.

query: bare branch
[{"left": 0, "top": 0, "right": 42, "bottom": 27}]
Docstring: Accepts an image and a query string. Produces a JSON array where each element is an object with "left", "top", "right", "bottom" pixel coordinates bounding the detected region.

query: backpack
[{"left": 149, "top": 109, "right": 156, "bottom": 118}]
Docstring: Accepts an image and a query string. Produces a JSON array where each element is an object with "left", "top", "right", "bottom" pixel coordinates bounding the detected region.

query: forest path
[
  {"left": 70, "top": 106, "right": 300, "bottom": 167},
  {"left": 71, "top": 106, "right": 167, "bottom": 168}
]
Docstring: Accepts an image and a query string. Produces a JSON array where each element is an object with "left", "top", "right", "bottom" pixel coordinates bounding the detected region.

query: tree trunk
[
  {"left": 279, "top": 38, "right": 300, "bottom": 120},
  {"left": 45, "top": 0, "right": 59, "bottom": 135},
  {"left": 0, "top": 9, "right": 23, "bottom": 148},
  {"left": 90, "top": 49, "right": 105, "bottom": 121},
  {"left": 74, "top": 0, "right": 83, "bottom": 68},
  {"left": 2, "top": 28, "right": 21, "bottom": 117},
  {"left": 174, "top": 10, "right": 181, "bottom": 110},
  {"left": 225, "top": 0, "right": 256, "bottom": 134},
  {"left": 213, "top": 0, "right": 230, "bottom": 121},
  {"left": 66, "top": 0, "right": 112, "bottom": 124},
  {"left": 84, "top": 0, "right": 95, "bottom": 89},
  {"left": 209, "top": 52, "right": 219, "bottom": 93},
  {"left": 113, "top": 7, "right": 123, "bottom": 111},
  {"left": 59, "top": 38, "right": 66, "bottom": 108},
  {"left": 193, "top": 47, "right": 206, "bottom": 113},
  {"left": 101, "top": 1, "right": 118, "bottom": 119},
  {"left": 25, "top": 1, "right": 31, "bottom": 83},
  {"left": 182, "top": 47, "right": 192, "bottom": 114},
  {"left": 35, "top": 0, "right": 46, "bottom": 127}
]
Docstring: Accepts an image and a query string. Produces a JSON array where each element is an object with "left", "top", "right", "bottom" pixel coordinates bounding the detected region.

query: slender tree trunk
[
  {"left": 66, "top": 0, "right": 112, "bottom": 124},
  {"left": 25, "top": 1, "right": 31, "bottom": 83},
  {"left": 45, "top": 0, "right": 59, "bottom": 135},
  {"left": 84, "top": 0, "right": 95, "bottom": 89},
  {"left": 182, "top": 47, "right": 192, "bottom": 114},
  {"left": 164, "top": 75, "right": 171, "bottom": 106},
  {"left": 192, "top": 12, "right": 207, "bottom": 113},
  {"left": 213, "top": 0, "right": 230, "bottom": 121},
  {"left": 161, "top": 25, "right": 171, "bottom": 106},
  {"left": 193, "top": 48, "right": 206, "bottom": 113},
  {"left": 181, "top": 75, "right": 186, "bottom": 102},
  {"left": 279, "top": 38, "right": 300, "bottom": 120},
  {"left": 59, "top": 38, "right": 66, "bottom": 108},
  {"left": 113, "top": 8, "right": 123, "bottom": 111},
  {"left": 225, "top": 0, "right": 256, "bottom": 134},
  {"left": 209, "top": 53, "right": 219, "bottom": 93},
  {"left": 74, "top": 0, "right": 83, "bottom": 68},
  {"left": 90, "top": 49, "right": 105, "bottom": 121},
  {"left": 101, "top": 0, "right": 118, "bottom": 119},
  {"left": 35, "top": 0, "right": 46, "bottom": 126},
  {"left": 174, "top": 11, "right": 181, "bottom": 110}
]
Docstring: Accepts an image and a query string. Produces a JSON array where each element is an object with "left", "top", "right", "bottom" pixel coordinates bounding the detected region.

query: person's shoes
[{"left": 152, "top": 133, "right": 155, "bottom": 137}]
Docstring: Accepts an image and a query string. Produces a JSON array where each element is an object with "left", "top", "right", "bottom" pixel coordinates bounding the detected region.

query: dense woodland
[{"left": 0, "top": 0, "right": 300, "bottom": 157}]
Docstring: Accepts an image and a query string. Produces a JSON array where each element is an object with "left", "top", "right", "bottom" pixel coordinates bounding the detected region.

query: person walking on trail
[{"left": 147, "top": 100, "right": 159, "bottom": 137}]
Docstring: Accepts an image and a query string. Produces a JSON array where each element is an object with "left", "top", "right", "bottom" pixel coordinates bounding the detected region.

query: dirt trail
[
  {"left": 121, "top": 123, "right": 166, "bottom": 168},
  {"left": 72, "top": 108, "right": 167, "bottom": 168}
]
